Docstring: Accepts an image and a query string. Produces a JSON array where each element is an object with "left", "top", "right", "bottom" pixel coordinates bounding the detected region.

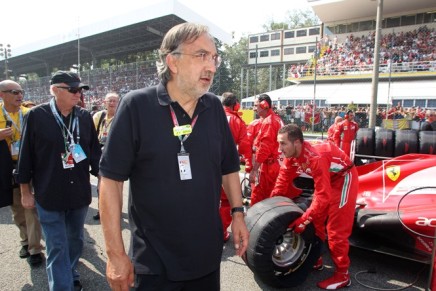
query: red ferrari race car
[{"left": 242, "top": 153, "right": 436, "bottom": 289}]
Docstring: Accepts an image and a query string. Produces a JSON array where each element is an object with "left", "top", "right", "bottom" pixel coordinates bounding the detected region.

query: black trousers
[{"left": 132, "top": 268, "right": 220, "bottom": 291}]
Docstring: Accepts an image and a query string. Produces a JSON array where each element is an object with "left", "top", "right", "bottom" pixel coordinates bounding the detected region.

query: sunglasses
[
  {"left": 56, "top": 86, "right": 83, "bottom": 94},
  {"left": 2, "top": 89, "right": 25, "bottom": 96}
]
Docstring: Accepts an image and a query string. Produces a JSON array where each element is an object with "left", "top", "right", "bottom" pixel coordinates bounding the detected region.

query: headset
[
  {"left": 259, "top": 100, "right": 270, "bottom": 110},
  {"left": 345, "top": 110, "right": 353, "bottom": 119}
]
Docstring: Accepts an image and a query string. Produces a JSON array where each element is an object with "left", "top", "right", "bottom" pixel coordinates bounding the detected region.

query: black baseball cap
[{"left": 50, "top": 71, "right": 89, "bottom": 90}]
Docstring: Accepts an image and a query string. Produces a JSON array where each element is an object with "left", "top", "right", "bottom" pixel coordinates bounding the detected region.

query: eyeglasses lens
[
  {"left": 68, "top": 87, "right": 82, "bottom": 94},
  {"left": 2, "top": 90, "right": 25, "bottom": 96}
]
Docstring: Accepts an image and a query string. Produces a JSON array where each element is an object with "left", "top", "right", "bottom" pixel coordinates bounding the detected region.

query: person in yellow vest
[
  {"left": 92, "top": 92, "right": 120, "bottom": 220},
  {"left": 0, "top": 80, "right": 43, "bottom": 266}
]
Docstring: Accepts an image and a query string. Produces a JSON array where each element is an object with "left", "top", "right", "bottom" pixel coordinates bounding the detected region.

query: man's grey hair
[{"left": 156, "top": 23, "right": 213, "bottom": 84}]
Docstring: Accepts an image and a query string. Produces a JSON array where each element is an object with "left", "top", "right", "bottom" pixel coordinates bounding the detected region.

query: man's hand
[
  {"left": 106, "top": 252, "right": 134, "bottom": 291},
  {"left": 288, "top": 213, "right": 312, "bottom": 234},
  {"left": 20, "top": 184, "right": 35, "bottom": 209},
  {"left": 0, "top": 127, "right": 13, "bottom": 141},
  {"left": 231, "top": 213, "right": 249, "bottom": 257}
]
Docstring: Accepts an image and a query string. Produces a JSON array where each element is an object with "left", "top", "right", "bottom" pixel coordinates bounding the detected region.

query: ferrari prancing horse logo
[{"left": 386, "top": 166, "right": 400, "bottom": 181}]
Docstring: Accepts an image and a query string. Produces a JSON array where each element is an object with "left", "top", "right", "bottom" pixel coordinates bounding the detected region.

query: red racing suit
[
  {"left": 279, "top": 141, "right": 358, "bottom": 273},
  {"left": 333, "top": 119, "right": 359, "bottom": 157},
  {"left": 327, "top": 122, "right": 338, "bottom": 143},
  {"left": 245, "top": 118, "right": 262, "bottom": 172},
  {"left": 220, "top": 107, "right": 251, "bottom": 237},
  {"left": 250, "top": 110, "right": 283, "bottom": 206}
]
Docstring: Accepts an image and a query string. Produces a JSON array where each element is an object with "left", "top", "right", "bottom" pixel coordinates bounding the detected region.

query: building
[{"left": 243, "top": 0, "right": 436, "bottom": 108}]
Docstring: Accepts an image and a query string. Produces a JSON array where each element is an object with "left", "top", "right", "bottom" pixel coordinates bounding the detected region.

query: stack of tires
[{"left": 354, "top": 128, "right": 436, "bottom": 159}]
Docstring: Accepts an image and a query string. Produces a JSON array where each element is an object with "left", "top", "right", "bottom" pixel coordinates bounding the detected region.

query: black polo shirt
[
  {"left": 17, "top": 103, "right": 101, "bottom": 211},
  {"left": 99, "top": 82, "right": 240, "bottom": 281}
]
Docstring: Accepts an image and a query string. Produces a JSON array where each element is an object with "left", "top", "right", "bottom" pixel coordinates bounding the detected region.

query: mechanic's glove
[{"left": 288, "top": 213, "right": 312, "bottom": 234}]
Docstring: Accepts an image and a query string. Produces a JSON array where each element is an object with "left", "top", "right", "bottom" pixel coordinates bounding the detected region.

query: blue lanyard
[{"left": 49, "top": 98, "right": 80, "bottom": 145}]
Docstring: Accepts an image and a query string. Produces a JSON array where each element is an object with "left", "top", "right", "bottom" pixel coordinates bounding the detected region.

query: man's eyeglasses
[
  {"left": 1, "top": 89, "right": 25, "bottom": 96},
  {"left": 172, "top": 52, "right": 222, "bottom": 68},
  {"left": 56, "top": 86, "right": 83, "bottom": 94}
]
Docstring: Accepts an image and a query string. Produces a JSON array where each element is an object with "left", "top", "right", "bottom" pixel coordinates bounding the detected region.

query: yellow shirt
[
  {"left": 0, "top": 105, "right": 29, "bottom": 160},
  {"left": 93, "top": 110, "right": 114, "bottom": 145}
]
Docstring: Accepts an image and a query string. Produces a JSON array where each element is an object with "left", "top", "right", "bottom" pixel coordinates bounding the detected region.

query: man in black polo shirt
[
  {"left": 17, "top": 71, "right": 101, "bottom": 291},
  {"left": 99, "top": 23, "right": 249, "bottom": 290}
]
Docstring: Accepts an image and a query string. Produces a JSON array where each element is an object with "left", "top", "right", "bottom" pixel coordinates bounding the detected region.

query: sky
[{"left": 1, "top": 0, "right": 310, "bottom": 50}]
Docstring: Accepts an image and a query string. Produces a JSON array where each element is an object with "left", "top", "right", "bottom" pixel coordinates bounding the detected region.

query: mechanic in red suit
[
  {"left": 277, "top": 124, "right": 358, "bottom": 290},
  {"left": 242, "top": 114, "right": 263, "bottom": 204},
  {"left": 333, "top": 110, "right": 359, "bottom": 157},
  {"left": 245, "top": 116, "right": 262, "bottom": 173},
  {"left": 220, "top": 92, "right": 251, "bottom": 242},
  {"left": 249, "top": 94, "right": 283, "bottom": 206},
  {"left": 327, "top": 116, "right": 342, "bottom": 143}
]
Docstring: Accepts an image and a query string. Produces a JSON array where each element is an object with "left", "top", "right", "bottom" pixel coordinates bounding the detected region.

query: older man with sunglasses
[
  {"left": 0, "top": 80, "right": 43, "bottom": 266},
  {"left": 17, "top": 71, "right": 101, "bottom": 291}
]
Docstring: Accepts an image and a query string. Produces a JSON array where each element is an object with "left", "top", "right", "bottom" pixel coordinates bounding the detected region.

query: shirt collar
[{"left": 156, "top": 82, "right": 211, "bottom": 113}]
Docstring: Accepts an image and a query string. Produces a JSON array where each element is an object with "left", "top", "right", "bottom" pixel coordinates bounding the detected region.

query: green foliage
[{"left": 286, "top": 9, "right": 320, "bottom": 29}]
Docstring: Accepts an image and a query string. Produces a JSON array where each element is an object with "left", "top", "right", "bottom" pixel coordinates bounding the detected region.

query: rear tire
[{"left": 244, "top": 196, "right": 321, "bottom": 288}]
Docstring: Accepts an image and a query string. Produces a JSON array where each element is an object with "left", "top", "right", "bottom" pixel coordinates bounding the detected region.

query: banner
[{"left": 304, "top": 112, "right": 321, "bottom": 125}]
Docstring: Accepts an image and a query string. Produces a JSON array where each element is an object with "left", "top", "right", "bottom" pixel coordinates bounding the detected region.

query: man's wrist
[{"left": 231, "top": 206, "right": 246, "bottom": 216}]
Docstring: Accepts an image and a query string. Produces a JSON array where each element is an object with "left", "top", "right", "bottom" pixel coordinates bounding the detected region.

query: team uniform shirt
[
  {"left": 17, "top": 103, "right": 101, "bottom": 211},
  {"left": 99, "top": 82, "right": 240, "bottom": 281},
  {"left": 333, "top": 119, "right": 359, "bottom": 157},
  {"left": 223, "top": 106, "right": 251, "bottom": 162},
  {"left": 327, "top": 122, "right": 338, "bottom": 143},
  {"left": 250, "top": 110, "right": 284, "bottom": 205},
  {"left": 254, "top": 110, "right": 283, "bottom": 164},
  {"left": 0, "top": 105, "right": 29, "bottom": 161},
  {"left": 281, "top": 141, "right": 358, "bottom": 271},
  {"left": 245, "top": 118, "right": 262, "bottom": 171}
]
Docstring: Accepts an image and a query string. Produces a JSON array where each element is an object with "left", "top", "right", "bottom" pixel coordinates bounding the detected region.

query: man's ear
[{"left": 166, "top": 54, "right": 178, "bottom": 74}]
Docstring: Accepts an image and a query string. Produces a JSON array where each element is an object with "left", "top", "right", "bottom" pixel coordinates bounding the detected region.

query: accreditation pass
[{"left": 178, "top": 153, "right": 192, "bottom": 180}]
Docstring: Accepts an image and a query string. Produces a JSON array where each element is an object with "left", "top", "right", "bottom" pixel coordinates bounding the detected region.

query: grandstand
[
  {"left": 0, "top": 0, "right": 230, "bottom": 105},
  {"left": 243, "top": 0, "right": 436, "bottom": 109}
]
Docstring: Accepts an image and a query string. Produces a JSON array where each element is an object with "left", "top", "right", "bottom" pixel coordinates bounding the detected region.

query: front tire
[{"left": 244, "top": 196, "right": 321, "bottom": 288}]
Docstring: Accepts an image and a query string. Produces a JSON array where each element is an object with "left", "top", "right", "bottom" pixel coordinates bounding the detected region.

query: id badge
[
  {"left": 11, "top": 141, "right": 20, "bottom": 156},
  {"left": 62, "top": 152, "right": 75, "bottom": 169},
  {"left": 177, "top": 153, "right": 192, "bottom": 180},
  {"left": 69, "top": 144, "right": 87, "bottom": 163}
]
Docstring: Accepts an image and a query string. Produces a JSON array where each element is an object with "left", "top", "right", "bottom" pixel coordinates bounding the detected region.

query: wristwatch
[{"left": 231, "top": 206, "right": 246, "bottom": 216}]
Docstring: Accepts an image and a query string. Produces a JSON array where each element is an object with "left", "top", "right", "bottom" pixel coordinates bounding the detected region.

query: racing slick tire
[
  {"left": 375, "top": 129, "right": 394, "bottom": 158},
  {"left": 395, "top": 129, "right": 418, "bottom": 156},
  {"left": 244, "top": 196, "right": 322, "bottom": 288},
  {"left": 419, "top": 130, "right": 436, "bottom": 154},
  {"left": 355, "top": 128, "right": 374, "bottom": 156}
]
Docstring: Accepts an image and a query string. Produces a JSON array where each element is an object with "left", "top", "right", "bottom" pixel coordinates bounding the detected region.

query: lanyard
[
  {"left": 49, "top": 98, "right": 80, "bottom": 147},
  {"left": 169, "top": 104, "right": 198, "bottom": 153},
  {"left": 2, "top": 107, "right": 23, "bottom": 134},
  {"left": 102, "top": 116, "right": 114, "bottom": 134}
]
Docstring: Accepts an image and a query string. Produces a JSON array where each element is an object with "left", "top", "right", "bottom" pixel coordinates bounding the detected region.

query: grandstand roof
[
  {"left": 2, "top": 0, "right": 231, "bottom": 77},
  {"left": 308, "top": 0, "right": 436, "bottom": 24},
  {"left": 242, "top": 79, "right": 436, "bottom": 106}
]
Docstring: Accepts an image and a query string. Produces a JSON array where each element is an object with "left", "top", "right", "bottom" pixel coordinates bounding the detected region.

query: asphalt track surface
[{"left": 0, "top": 176, "right": 431, "bottom": 291}]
